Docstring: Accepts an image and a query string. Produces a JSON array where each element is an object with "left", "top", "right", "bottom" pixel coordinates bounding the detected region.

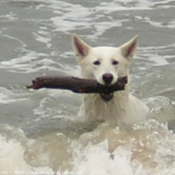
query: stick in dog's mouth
[{"left": 27, "top": 76, "right": 128, "bottom": 99}]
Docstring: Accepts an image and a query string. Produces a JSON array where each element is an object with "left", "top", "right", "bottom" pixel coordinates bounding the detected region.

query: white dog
[{"left": 72, "top": 34, "right": 149, "bottom": 127}]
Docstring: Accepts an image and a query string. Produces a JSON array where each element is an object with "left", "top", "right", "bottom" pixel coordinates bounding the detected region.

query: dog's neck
[{"left": 79, "top": 84, "right": 130, "bottom": 122}]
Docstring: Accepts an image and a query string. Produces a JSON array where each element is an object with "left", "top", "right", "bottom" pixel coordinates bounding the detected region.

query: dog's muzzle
[
  {"left": 100, "top": 73, "right": 114, "bottom": 101},
  {"left": 98, "top": 74, "right": 127, "bottom": 102},
  {"left": 102, "top": 73, "right": 113, "bottom": 85}
]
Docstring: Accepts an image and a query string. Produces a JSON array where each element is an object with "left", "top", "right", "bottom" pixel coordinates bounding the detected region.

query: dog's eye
[
  {"left": 112, "top": 60, "right": 118, "bottom": 65},
  {"left": 93, "top": 60, "right": 101, "bottom": 66}
]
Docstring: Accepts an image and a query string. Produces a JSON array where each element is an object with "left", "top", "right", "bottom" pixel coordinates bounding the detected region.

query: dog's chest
[
  {"left": 80, "top": 93, "right": 128, "bottom": 122},
  {"left": 78, "top": 92, "right": 149, "bottom": 127}
]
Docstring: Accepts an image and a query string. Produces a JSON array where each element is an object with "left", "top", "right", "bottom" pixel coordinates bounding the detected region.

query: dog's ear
[
  {"left": 120, "top": 35, "right": 138, "bottom": 61},
  {"left": 72, "top": 34, "right": 91, "bottom": 58}
]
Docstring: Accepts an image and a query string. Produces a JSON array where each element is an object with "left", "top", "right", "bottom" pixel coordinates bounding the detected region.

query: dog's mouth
[
  {"left": 98, "top": 76, "right": 128, "bottom": 102},
  {"left": 100, "top": 93, "right": 114, "bottom": 101}
]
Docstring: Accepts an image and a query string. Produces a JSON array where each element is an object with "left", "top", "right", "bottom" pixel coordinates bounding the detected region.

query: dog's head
[{"left": 72, "top": 34, "right": 138, "bottom": 101}]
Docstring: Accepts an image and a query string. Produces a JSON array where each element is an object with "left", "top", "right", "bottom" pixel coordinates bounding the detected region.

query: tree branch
[{"left": 27, "top": 76, "right": 127, "bottom": 94}]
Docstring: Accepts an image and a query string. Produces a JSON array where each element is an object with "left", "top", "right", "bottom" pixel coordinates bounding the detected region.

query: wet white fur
[{"left": 72, "top": 34, "right": 149, "bottom": 127}]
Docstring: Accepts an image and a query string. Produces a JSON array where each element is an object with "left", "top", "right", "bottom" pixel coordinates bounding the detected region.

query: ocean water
[{"left": 0, "top": 0, "right": 175, "bottom": 174}]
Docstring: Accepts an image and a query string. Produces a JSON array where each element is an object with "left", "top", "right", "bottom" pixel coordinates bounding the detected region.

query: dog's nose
[{"left": 102, "top": 73, "right": 113, "bottom": 85}]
